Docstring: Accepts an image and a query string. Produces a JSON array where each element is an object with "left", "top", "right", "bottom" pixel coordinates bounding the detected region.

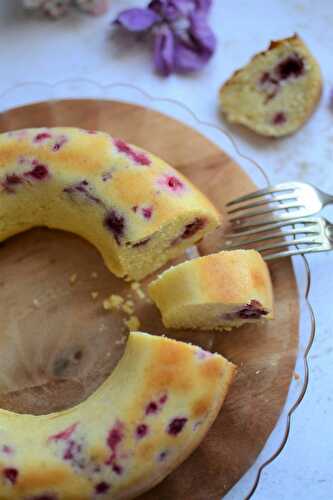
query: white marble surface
[{"left": 0, "top": 0, "right": 332, "bottom": 498}]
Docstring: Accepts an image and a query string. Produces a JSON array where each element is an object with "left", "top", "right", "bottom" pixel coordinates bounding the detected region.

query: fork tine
[
  {"left": 222, "top": 227, "right": 320, "bottom": 250},
  {"left": 263, "top": 245, "right": 327, "bottom": 261},
  {"left": 223, "top": 217, "right": 319, "bottom": 237},
  {"left": 226, "top": 184, "right": 296, "bottom": 207},
  {"left": 254, "top": 237, "right": 322, "bottom": 253},
  {"left": 229, "top": 212, "right": 319, "bottom": 230},
  {"left": 227, "top": 194, "right": 297, "bottom": 214},
  {"left": 229, "top": 203, "right": 304, "bottom": 223}
]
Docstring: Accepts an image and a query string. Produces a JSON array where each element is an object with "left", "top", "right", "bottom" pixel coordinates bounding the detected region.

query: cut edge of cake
[
  {"left": 219, "top": 34, "right": 322, "bottom": 137},
  {"left": 148, "top": 249, "right": 274, "bottom": 331}
]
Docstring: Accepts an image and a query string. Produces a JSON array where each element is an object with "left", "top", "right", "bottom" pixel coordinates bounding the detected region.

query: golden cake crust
[{"left": 219, "top": 34, "right": 322, "bottom": 137}]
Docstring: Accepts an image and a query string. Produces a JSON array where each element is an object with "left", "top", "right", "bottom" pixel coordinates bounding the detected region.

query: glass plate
[{"left": 0, "top": 80, "right": 315, "bottom": 499}]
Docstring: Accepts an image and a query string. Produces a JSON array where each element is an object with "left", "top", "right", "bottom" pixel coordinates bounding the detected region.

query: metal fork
[
  {"left": 221, "top": 217, "right": 333, "bottom": 260},
  {"left": 226, "top": 181, "right": 333, "bottom": 228}
]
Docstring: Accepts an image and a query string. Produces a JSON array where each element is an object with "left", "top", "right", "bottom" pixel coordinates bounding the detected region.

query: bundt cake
[
  {"left": 0, "top": 332, "right": 235, "bottom": 499},
  {"left": 0, "top": 127, "right": 220, "bottom": 280}
]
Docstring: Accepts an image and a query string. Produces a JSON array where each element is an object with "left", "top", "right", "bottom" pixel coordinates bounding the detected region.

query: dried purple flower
[
  {"left": 115, "top": 8, "right": 161, "bottom": 32},
  {"left": 114, "top": 0, "right": 216, "bottom": 76},
  {"left": 154, "top": 24, "right": 175, "bottom": 76}
]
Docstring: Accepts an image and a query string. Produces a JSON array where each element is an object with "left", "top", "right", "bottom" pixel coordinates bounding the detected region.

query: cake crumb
[
  {"left": 91, "top": 291, "right": 99, "bottom": 300},
  {"left": 99, "top": 323, "right": 107, "bottom": 332},
  {"left": 69, "top": 273, "right": 77, "bottom": 285},
  {"left": 103, "top": 294, "right": 124, "bottom": 311},
  {"left": 131, "top": 282, "right": 146, "bottom": 300},
  {"left": 124, "top": 315, "right": 140, "bottom": 331},
  {"left": 32, "top": 298, "right": 40, "bottom": 308},
  {"left": 293, "top": 371, "right": 301, "bottom": 381},
  {"left": 91, "top": 271, "right": 98, "bottom": 279},
  {"left": 255, "top": 370, "right": 261, "bottom": 375},
  {"left": 115, "top": 336, "right": 127, "bottom": 346},
  {"left": 122, "top": 300, "right": 135, "bottom": 315}
]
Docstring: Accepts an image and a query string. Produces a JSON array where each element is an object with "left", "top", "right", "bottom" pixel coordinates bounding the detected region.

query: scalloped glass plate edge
[{"left": 0, "top": 80, "right": 316, "bottom": 500}]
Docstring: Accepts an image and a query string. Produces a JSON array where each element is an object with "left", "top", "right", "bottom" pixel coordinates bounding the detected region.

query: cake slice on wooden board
[
  {"left": 219, "top": 34, "right": 322, "bottom": 137},
  {"left": 148, "top": 250, "right": 273, "bottom": 331}
]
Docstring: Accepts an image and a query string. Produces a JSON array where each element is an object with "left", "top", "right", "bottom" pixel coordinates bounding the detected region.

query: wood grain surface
[{"left": 0, "top": 100, "right": 299, "bottom": 499}]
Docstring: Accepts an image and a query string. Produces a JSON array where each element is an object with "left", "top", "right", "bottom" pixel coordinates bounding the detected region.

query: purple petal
[
  {"left": 170, "top": 0, "right": 195, "bottom": 16},
  {"left": 195, "top": 0, "right": 212, "bottom": 13},
  {"left": 148, "top": 0, "right": 182, "bottom": 22},
  {"left": 153, "top": 25, "right": 175, "bottom": 76},
  {"left": 174, "top": 40, "right": 211, "bottom": 72},
  {"left": 114, "top": 8, "right": 161, "bottom": 32},
  {"left": 189, "top": 11, "right": 216, "bottom": 54}
]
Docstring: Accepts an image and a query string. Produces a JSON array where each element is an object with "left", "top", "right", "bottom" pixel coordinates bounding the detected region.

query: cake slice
[
  {"left": 0, "top": 127, "right": 220, "bottom": 280},
  {"left": 219, "top": 34, "right": 322, "bottom": 137},
  {"left": 0, "top": 332, "right": 235, "bottom": 499},
  {"left": 149, "top": 249, "right": 273, "bottom": 330}
]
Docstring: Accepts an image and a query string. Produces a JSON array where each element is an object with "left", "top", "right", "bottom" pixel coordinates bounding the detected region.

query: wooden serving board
[{"left": 0, "top": 100, "right": 298, "bottom": 499}]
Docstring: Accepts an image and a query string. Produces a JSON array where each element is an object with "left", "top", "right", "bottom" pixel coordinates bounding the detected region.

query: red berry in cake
[
  {"left": 142, "top": 206, "right": 153, "bottom": 219},
  {"left": 159, "top": 394, "right": 168, "bottom": 405},
  {"left": 114, "top": 139, "right": 151, "bottom": 166},
  {"left": 49, "top": 422, "right": 78, "bottom": 441},
  {"left": 145, "top": 394, "right": 168, "bottom": 415},
  {"left": 105, "top": 420, "right": 124, "bottom": 469},
  {"left": 258, "top": 72, "right": 279, "bottom": 101},
  {"left": 34, "top": 132, "right": 52, "bottom": 143},
  {"left": 167, "top": 176, "right": 183, "bottom": 191},
  {"left": 6, "top": 174, "right": 22, "bottom": 185},
  {"left": 63, "top": 440, "right": 81, "bottom": 461},
  {"left": 158, "top": 174, "right": 185, "bottom": 194},
  {"left": 158, "top": 450, "right": 168, "bottom": 461},
  {"left": 64, "top": 181, "right": 101, "bottom": 205},
  {"left": 136, "top": 424, "right": 148, "bottom": 438},
  {"left": 181, "top": 218, "right": 206, "bottom": 239},
  {"left": 112, "top": 463, "right": 123, "bottom": 475},
  {"left": 104, "top": 210, "right": 125, "bottom": 244},
  {"left": 107, "top": 424, "right": 123, "bottom": 450},
  {"left": 52, "top": 135, "right": 67, "bottom": 152},
  {"left": 167, "top": 417, "right": 187, "bottom": 436},
  {"left": 238, "top": 299, "right": 268, "bottom": 319},
  {"left": 3, "top": 467, "right": 18, "bottom": 484},
  {"left": 24, "top": 164, "right": 49, "bottom": 180},
  {"left": 276, "top": 53, "right": 305, "bottom": 80},
  {"left": 95, "top": 482, "right": 110, "bottom": 494},
  {"left": 272, "top": 112, "right": 287, "bottom": 125},
  {"left": 145, "top": 401, "right": 158, "bottom": 415}
]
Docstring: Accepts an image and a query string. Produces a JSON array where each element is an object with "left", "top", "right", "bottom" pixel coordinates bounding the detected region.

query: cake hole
[{"left": 0, "top": 228, "right": 128, "bottom": 415}]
